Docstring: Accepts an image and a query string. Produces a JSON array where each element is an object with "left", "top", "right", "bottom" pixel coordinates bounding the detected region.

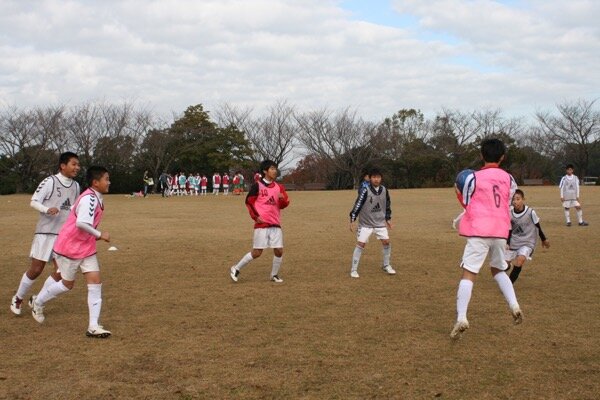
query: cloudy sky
[{"left": 1, "top": 0, "right": 598, "bottom": 121}]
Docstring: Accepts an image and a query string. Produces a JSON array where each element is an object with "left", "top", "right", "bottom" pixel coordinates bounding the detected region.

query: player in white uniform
[
  {"left": 504, "top": 189, "right": 550, "bottom": 283},
  {"left": 10, "top": 152, "right": 81, "bottom": 315},
  {"left": 559, "top": 164, "right": 588, "bottom": 226}
]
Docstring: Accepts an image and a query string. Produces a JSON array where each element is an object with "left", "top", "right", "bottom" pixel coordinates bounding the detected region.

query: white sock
[
  {"left": 456, "top": 279, "right": 473, "bottom": 322},
  {"left": 351, "top": 246, "right": 363, "bottom": 272},
  {"left": 15, "top": 273, "right": 35, "bottom": 300},
  {"left": 494, "top": 272, "right": 519, "bottom": 309},
  {"left": 88, "top": 284, "right": 102, "bottom": 329},
  {"left": 564, "top": 209, "right": 571, "bottom": 223},
  {"left": 36, "top": 280, "right": 70, "bottom": 306},
  {"left": 271, "top": 256, "right": 283, "bottom": 277},
  {"left": 40, "top": 275, "right": 58, "bottom": 295},
  {"left": 382, "top": 244, "right": 391, "bottom": 266},
  {"left": 577, "top": 210, "right": 583, "bottom": 223},
  {"left": 235, "top": 252, "right": 254, "bottom": 271}
]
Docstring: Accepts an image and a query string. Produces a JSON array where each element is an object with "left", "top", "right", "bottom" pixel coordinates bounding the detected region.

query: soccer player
[
  {"left": 158, "top": 171, "right": 169, "bottom": 197},
  {"left": 200, "top": 175, "right": 208, "bottom": 195},
  {"left": 450, "top": 138, "right": 522, "bottom": 340},
  {"left": 232, "top": 173, "right": 241, "bottom": 195},
  {"left": 170, "top": 173, "right": 179, "bottom": 196},
  {"left": 178, "top": 172, "right": 187, "bottom": 196},
  {"left": 230, "top": 160, "right": 290, "bottom": 283},
  {"left": 10, "top": 152, "right": 81, "bottom": 316},
  {"left": 348, "top": 167, "right": 395, "bottom": 278},
  {"left": 222, "top": 173, "right": 230, "bottom": 195},
  {"left": 505, "top": 189, "right": 550, "bottom": 284},
  {"left": 31, "top": 166, "right": 112, "bottom": 338},
  {"left": 187, "top": 174, "right": 197, "bottom": 196},
  {"left": 239, "top": 173, "right": 245, "bottom": 193},
  {"left": 194, "top": 173, "right": 200, "bottom": 195},
  {"left": 559, "top": 164, "right": 588, "bottom": 226},
  {"left": 212, "top": 172, "right": 221, "bottom": 195}
]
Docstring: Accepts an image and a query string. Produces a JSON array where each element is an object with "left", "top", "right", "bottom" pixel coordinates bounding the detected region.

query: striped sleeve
[{"left": 349, "top": 187, "right": 368, "bottom": 222}]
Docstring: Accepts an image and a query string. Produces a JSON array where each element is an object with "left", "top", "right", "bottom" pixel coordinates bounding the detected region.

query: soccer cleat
[
  {"left": 10, "top": 295, "right": 23, "bottom": 315},
  {"left": 450, "top": 319, "right": 469, "bottom": 339},
  {"left": 230, "top": 266, "right": 240, "bottom": 282},
  {"left": 383, "top": 265, "right": 396, "bottom": 275},
  {"left": 511, "top": 306, "right": 523, "bottom": 325},
  {"left": 579, "top": 221, "right": 589, "bottom": 226},
  {"left": 86, "top": 325, "right": 111, "bottom": 338},
  {"left": 31, "top": 299, "right": 45, "bottom": 323},
  {"left": 270, "top": 275, "right": 283, "bottom": 283},
  {"left": 566, "top": 222, "right": 572, "bottom": 227},
  {"left": 28, "top": 295, "right": 36, "bottom": 309},
  {"left": 350, "top": 270, "right": 360, "bottom": 278}
]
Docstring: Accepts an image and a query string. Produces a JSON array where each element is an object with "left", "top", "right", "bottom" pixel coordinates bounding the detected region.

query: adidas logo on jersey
[
  {"left": 266, "top": 196, "right": 277, "bottom": 205},
  {"left": 512, "top": 225, "right": 524, "bottom": 235},
  {"left": 60, "top": 198, "right": 72, "bottom": 211},
  {"left": 371, "top": 203, "right": 381, "bottom": 213}
]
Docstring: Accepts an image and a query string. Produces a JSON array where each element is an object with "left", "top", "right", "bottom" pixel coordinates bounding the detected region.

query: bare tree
[
  {"left": 535, "top": 99, "right": 600, "bottom": 177},
  {"left": 217, "top": 100, "right": 297, "bottom": 168},
  {"left": 0, "top": 105, "right": 63, "bottom": 191},
  {"left": 296, "top": 107, "right": 377, "bottom": 188}
]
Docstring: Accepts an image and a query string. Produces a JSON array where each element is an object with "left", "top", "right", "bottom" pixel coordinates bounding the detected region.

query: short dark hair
[
  {"left": 86, "top": 166, "right": 109, "bottom": 186},
  {"left": 58, "top": 152, "right": 78, "bottom": 169},
  {"left": 368, "top": 167, "right": 383, "bottom": 177},
  {"left": 566, "top": 164, "right": 574, "bottom": 170},
  {"left": 481, "top": 138, "right": 506, "bottom": 163},
  {"left": 260, "top": 160, "right": 277, "bottom": 174},
  {"left": 514, "top": 189, "right": 525, "bottom": 198}
]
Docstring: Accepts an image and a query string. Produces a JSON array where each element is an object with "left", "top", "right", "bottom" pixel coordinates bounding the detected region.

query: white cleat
[
  {"left": 31, "top": 299, "right": 45, "bottom": 323},
  {"left": 511, "top": 305, "right": 523, "bottom": 325},
  {"left": 350, "top": 270, "right": 360, "bottom": 278},
  {"left": 10, "top": 295, "right": 23, "bottom": 316},
  {"left": 270, "top": 275, "right": 283, "bottom": 283},
  {"left": 230, "top": 266, "right": 239, "bottom": 282},
  {"left": 450, "top": 319, "right": 469, "bottom": 339},
  {"left": 383, "top": 265, "right": 396, "bottom": 275},
  {"left": 28, "top": 295, "right": 36, "bottom": 309},
  {"left": 86, "top": 325, "right": 111, "bottom": 338}
]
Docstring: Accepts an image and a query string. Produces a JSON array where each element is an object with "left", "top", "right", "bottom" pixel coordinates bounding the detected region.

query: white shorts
[
  {"left": 253, "top": 227, "right": 283, "bottom": 249},
  {"left": 562, "top": 200, "right": 580, "bottom": 208},
  {"left": 461, "top": 237, "right": 508, "bottom": 274},
  {"left": 214, "top": 185, "right": 220, "bottom": 189},
  {"left": 356, "top": 226, "right": 389, "bottom": 243},
  {"left": 30, "top": 234, "right": 57, "bottom": 262},
  {"left": 505, "top": 246, "right": 534, "bottom": 262},
  {"left": 223, "top": 185, "right": 229, "bottom": 188},
  {"left": 55, "top": 254, "right": 100, "bottom": 281}
]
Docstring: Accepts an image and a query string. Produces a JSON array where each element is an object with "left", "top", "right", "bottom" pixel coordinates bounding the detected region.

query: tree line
[{"left": 1, "top": 98, "right": 599, "bottom": 194}]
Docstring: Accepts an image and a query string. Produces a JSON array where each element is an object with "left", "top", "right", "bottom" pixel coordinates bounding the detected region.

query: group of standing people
[{"left": 155, "top": 171, "right": 246, "bottom": 197}]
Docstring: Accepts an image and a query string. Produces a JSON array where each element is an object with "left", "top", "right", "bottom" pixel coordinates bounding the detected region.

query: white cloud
[{"left": 0, "top": 0, "right": 598, "bottom": 122}]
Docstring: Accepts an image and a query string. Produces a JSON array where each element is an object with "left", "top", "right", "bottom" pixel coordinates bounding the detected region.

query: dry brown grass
[{"left": 1, "top": 187, "right": 599, "bottom": 399}]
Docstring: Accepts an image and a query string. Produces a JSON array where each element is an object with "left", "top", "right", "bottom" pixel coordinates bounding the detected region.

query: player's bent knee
[
  {"left": 251, "top": 249, "right": 263, "bottom": 258},
  {"left": 274, "top": 248, "right": 283, "bottom": 257},
  {"left": 62, "top": 280, "right": 75, "bottom": 290}
]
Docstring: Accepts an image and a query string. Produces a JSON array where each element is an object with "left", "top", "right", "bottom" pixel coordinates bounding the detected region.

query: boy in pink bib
[
  {"left": 451, "top": 139, "right": 523, "bottom": 339},
  {"left": 31, "top": 166, "right": 112, "bottom": 339},
  {"left": 230, "top": 160, "right": 290, "bottom": 283}
]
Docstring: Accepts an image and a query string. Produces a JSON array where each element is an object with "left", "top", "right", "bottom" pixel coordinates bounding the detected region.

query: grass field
[{"left": 1, "top": 187, "right": 599, "bottom": 399}]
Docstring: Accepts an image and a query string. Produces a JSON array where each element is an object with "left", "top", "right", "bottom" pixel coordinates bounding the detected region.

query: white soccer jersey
[
  {"left": 559, "top": 175, "right": 579, "bottom": 200},
  {"left": 32, "top": 174, "right": 80, "bottom": 235}
]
